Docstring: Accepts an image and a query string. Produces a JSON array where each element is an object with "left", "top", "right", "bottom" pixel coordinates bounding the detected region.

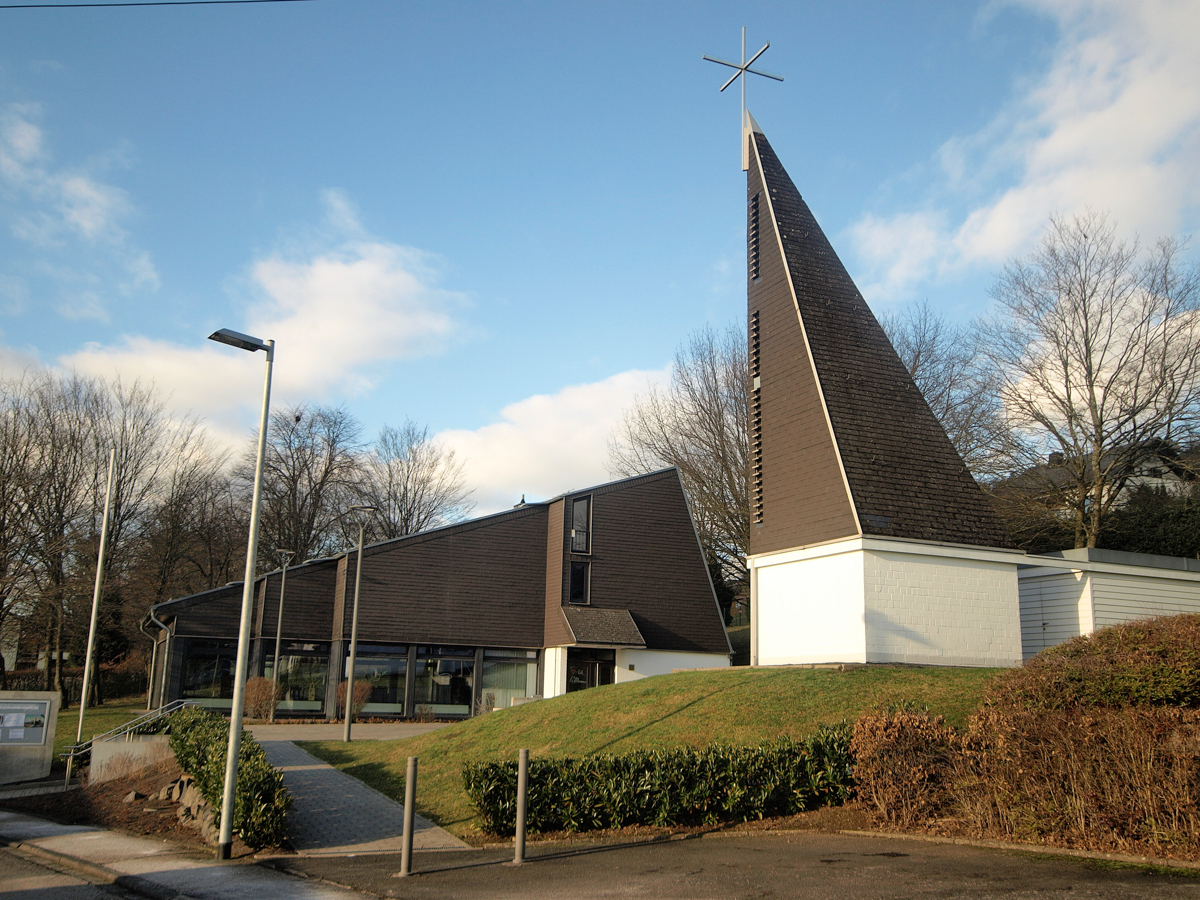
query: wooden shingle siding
[
  {"left": 164, "top": 584, "right": 244, "bottom": 638},
  {"left": 255, "top": 559, "right": 340, "bottom": 642},
  {"left": 748, "top": 137, "right": 859, "bottom": 556},
  {"left": 336, "top": 506, "right": 548, "bottom": 648},
  {"left": 573, "top": 470, "right": 730, "bottom": 655},
  {"left": 544, "top": 498, "right": 573, "bottom": 646},
  {"left": 750, "top": 131, "right": 1011, "bottom": 552}
]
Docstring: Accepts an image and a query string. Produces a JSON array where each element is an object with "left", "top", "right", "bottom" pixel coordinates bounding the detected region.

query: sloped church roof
[{"left": 745, "top": 114, "right": 1011, "bottom": 554}]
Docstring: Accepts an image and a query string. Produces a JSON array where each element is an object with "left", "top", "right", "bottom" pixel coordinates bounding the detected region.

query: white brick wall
[
  {"left": 751, "top": 537, "right": 1024, "bottom": 669},
  {"left": 863, "top": 547, "right": 1022, "bottom": 667}
]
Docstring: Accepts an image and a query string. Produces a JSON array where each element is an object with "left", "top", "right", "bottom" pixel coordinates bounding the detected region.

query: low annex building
[{"left": 146, "top": 468, "right": 731, "bottom": 718}]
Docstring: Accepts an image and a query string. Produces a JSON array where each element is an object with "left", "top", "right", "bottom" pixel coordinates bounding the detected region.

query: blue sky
[{"left": 2, "top": 0, "right": 1198, "bottom": 512}]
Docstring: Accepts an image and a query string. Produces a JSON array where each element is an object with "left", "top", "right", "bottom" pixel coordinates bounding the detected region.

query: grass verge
[
  {"left": 299, "top": 663, "right": 998, "bottom": 842},
  {"left": 51, "top": 697, "right": 149, "bottom": 775}
]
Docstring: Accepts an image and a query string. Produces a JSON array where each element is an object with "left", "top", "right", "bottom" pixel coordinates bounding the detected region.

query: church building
[{"left": 742, "top": 112, "right": 1026, "bottom": 668}]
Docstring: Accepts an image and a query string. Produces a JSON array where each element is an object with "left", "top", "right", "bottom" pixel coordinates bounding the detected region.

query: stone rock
[
  {"left": 156, "top": 784, "right": 171, "bottom": 801},
  {"left": 122, "top": 790, "right": 146, "bottom": 803}
]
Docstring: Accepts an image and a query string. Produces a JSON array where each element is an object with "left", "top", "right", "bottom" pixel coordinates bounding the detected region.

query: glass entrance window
[
  {"left": 413, "top": 646, "right": 475, "bottom": 716},
  {"left": 566, "top": 648, "right": 615, "bottom": 693},
  {"left": 481, "top": 649, "right": 538, "bottom": 711},
  {"left": 266, "top": 642, "right": 329, "bottom": 712},
  {"left": 354, "top": 644, "right": 408, "bottom": 715},
  {"left": 181, "top": 639, "right": 238, "bottom": 708}
]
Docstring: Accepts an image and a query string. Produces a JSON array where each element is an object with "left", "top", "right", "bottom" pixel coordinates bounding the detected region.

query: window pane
[
  {"left": 355, "top": 649, "right": 407, "bottom": 714},
  {"left": 569, "top": 562, "right": 589, "bottom": 604},
  {"left": 412, "top": 657, "right": 474, "bottom": 715},
  {"left": 481, "top": 659, "right": 538, "bottom": 710},
  {"left": 276, "top": 650, "right": 328, "bottom": 711},
  {"left": 181, "top": 640, "right": 237, "bottom": 704},
  {"left": 571, "top": 498, "right": 589, "bottom": 552}
]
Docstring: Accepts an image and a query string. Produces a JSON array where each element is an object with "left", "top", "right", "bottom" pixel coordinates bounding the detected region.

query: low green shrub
[
  {"left": 462, "top": 723, "right": 852, "bottom": 836},
  {"left": 167, "top": 706, "right": 291, "bottom": 849},
  {"left": 984, "top": 614, "right": 1200, "bottom": 710}
]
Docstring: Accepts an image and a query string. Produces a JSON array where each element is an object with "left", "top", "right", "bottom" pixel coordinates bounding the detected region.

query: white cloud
[
  {"left": 63, "top": 192, "right": 466, "bottom": 437},
  {"left": 437, "top": 368, "right": 669, "bottom": 514},
  {"left": 0, "top": 104, "right": 157, "bottom": 314},
  {"left": 851, "top": 0, "right": 1200, "bottom": 301}
]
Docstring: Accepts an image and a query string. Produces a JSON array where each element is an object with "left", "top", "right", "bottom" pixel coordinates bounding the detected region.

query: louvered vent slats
[{"left": 750, "top": 310, "right": 763, "bottom": 524}]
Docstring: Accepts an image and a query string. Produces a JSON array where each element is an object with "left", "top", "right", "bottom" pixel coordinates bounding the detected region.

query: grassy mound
[
  {"left": 984, "top": 613, "right": 1200, "bottom": 710},
  {"left": 299, "top": 663, "right": 998, "bottom": 840}
]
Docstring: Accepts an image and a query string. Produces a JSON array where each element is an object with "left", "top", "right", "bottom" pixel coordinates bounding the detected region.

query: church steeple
[{"left": 746, "top": 119, "right": 1010, "bottom": 555}]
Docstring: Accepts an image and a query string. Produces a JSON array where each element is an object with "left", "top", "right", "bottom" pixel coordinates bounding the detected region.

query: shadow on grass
[{"left": 585, "top": 671, "right": 779, "bottom": 755}]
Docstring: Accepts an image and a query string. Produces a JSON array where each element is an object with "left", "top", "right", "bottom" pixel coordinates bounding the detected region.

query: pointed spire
[
  {"left": 746, "top": 120, "right": 1010, "bottom": 553},
  {"left": 742, "top": 109, "right": 763, "bottom": 171}
]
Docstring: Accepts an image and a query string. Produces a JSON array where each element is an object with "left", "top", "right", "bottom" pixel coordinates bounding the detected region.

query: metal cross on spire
[{"left": 703, "top": 27, "right": 783, "bottom": 170}]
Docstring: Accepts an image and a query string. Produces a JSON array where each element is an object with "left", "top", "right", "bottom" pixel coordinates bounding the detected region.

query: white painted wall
[
  {"left": 863, "top": 546, "right": 1022, "bottom": 667},
  {"left": 542, "top": 646, "right": 568, "bottom": 698},
  {"left": 754, "top": 545, "right": 866, "bottom": 665},
  {"left": 1091, "top": 571, "right": 1200, "bottom": 629},
  {"left": 614, "top": 649, "right": 729, "bottom": 683},
  {"left": 1016, "top": 569, "right": 1090, "bottom": 659}
]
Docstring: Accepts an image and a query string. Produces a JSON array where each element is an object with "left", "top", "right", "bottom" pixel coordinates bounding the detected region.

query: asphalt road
[
  {"left": 275, "top": 831, "right": 1200, "bottom": 900},
  {"left": 0, "top": 847, "right": 142, "bottom": 900}
]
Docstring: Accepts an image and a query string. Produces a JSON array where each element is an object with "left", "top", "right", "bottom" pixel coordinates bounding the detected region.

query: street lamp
[
  {"left": 343, "top": 505, "right": 376, "bottom": 742},
  {"left": 208, "top": 327, "right": 274, "bottom": 861},
  {"left": 268, "top": 550, "right": 295, "bottom": 725}
]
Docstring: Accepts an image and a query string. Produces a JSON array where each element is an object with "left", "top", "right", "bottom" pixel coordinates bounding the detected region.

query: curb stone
[{"left": 2, "top": 837, "right": 202, "bottom": 900}]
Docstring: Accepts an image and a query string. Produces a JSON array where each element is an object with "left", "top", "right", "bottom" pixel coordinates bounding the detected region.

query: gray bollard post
[
  {"left": 514, "top": 748, "right": 529, "bottom": 865},
  {"left": 399, "top": 756, "right": 417, "bottom": 876}
]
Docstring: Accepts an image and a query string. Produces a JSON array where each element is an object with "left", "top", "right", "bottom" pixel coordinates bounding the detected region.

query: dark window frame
[
  {"left": 568, "top": 560, "right": 590, "bottom": 605},
  {"left": 569, "top": 494, "right": 592, "bottom": 554}
]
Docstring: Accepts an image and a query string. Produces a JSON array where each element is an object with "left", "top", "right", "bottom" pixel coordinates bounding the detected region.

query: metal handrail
[{"left": 61, "top": 698, "right": 196, "bottom": 760}]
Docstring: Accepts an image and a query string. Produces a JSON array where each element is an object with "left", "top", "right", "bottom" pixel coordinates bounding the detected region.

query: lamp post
[
  {"left": 207, "top": 327, "right": 274, "bottom": 861},
  {"left": 343, "top": 505, "right": 376, "bottom": 742},
  {"left": 269, "top": 550, "right": 295, "bottom": 725}
]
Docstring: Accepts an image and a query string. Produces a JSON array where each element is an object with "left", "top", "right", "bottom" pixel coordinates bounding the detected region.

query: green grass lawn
[
  {"left": 299, "top": 663, "right": 1000, "bottom": 841},
  {"left": 51, "top": 697, "right": 150, "bottom": 774}
]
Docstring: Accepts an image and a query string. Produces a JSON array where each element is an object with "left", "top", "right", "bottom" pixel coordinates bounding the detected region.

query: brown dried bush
[
  {"left": 850, "top": 703, "right": 956, "bottom": 828},
  {"left": 243, "top": 677, "right": 281, "bottom": 720},
  {"left": 335, "top": 680, "right": 372, "bottom": 718},
  {"left": 983, "top": 614, "right": 1200, "bottom": 710},
  {"left": 951, "top": 705, "right": 1200, "bottom": 855}
]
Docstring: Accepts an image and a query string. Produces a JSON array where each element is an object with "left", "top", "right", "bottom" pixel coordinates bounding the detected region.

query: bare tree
[
  {"left": 609, "top": 325, "right": 749, "bottom": 606},
  {"left": 238, "top": 404, "right": 364, "bottom": 570},
  {"left": 982, "top": 211, "right": 1200, "bottom": 549},
  {"left": 355, "top": 420, "right": 474, "bottom": 540},
  {"left": 881, "top": 301, "right": 1012, "bottom": 479},
  {"left": 0, "top": 377, "right": 36, "bottom": 689}
]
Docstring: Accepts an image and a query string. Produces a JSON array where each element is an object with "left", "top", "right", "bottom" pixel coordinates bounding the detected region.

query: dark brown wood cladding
[
  {"left": 567, "top": 470, "right": 730, "bottom": 655},
  {"left": 748, "top": 133, "right": 859, "bottom": 556},
  {"left": 253, "top": 559, "right": 339, "bottom": 643},
  {"left": 750, "top": 129, "right": 1012, "bottom": 551},
  {"left": 543, "top": 498, "right": 573, "bottom": 646},
  {"left": 335, "top": 506, "right": 548, "bottom": 648},
  {"left": 162, "top": 583, "right": 244, "bottom": 638}
]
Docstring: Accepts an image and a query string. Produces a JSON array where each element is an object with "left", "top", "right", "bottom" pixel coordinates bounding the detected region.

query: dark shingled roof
[
  {"left": 562, "top": 607, "right": 646, "bottom": 647},
  {"left": 751, "top": 126, "right": 1011, "bottom": 548}
]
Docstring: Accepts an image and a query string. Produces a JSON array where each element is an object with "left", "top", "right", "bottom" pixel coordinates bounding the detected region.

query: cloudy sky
[{"left": 2, "top": 0, "right": 1198, "bottom": 513}]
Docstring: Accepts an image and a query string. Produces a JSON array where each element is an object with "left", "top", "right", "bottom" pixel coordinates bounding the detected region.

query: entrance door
[{"left": 565, "top": 648, "right": 615, "bottom": 693}]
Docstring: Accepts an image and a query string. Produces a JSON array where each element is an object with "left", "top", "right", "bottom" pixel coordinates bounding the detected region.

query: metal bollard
[
  {"left": 399, "top": 756, "right": 417, "bottom": 876},
  {"left": 514, "top": 748, "right": 529, "bottom": 865}
]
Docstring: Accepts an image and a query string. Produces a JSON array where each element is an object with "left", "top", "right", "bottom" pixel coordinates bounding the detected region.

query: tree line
[
  {"left": 610, "top": 212, "right": 1200, "bottom": 614},
  {"left": 0, "top": 375, "right": 471, "bottom": 695}
]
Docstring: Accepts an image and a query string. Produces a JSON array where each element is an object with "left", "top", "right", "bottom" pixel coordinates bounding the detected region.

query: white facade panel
[
  {"left": 542, "top": 646, "right": 568, "bottom": 699},
  {"left": 613, "top": 649, "right": 729, "bottom": 683},
  {"left": 1017, "top": 571, "right": 1090, "bottom": 659},
  {"left": 863, "top": 548, "right": 1022, "bottom": 667},
  {"left": 755, "top": 548, "right": 867, "bottom": 665},
  {"left": 1091, "top": 572, "right": 1200, "bottom": 629}
]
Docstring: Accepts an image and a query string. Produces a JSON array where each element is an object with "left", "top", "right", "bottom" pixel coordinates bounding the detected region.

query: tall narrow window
[
  {"left": 570, "top": 496, "right": 590, "bottom": 553},
  {"left": 569, "top": 561, "right": 590, "bottom": 604}
]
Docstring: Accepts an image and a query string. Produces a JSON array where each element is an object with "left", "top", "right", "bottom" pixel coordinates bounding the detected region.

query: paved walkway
[
  {"left": 0, "top": 810, "right": 365, "bottom": 899},
  {"left": 248, "top": 722, "right": 450, "bottom": 742},
  {"left": 258, "top": 741, "right": 467, "bottom": 855}
]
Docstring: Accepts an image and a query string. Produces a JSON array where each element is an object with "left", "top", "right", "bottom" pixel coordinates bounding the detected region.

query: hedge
[
  {"left": 167, "top": 706, "right": 291, "bottom": 849},
  {"left": 462, "top": 724, "right": 853, "bottom": 835}
]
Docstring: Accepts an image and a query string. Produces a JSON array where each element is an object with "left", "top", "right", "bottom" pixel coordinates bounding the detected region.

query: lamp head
[{"left": 208, "top": 328, "right": 269, "bottom": 353}]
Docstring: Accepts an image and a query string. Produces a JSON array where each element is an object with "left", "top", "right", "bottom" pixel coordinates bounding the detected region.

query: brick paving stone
[{"left": 258, "top": 741, "right": 467, "bottom": 855}]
